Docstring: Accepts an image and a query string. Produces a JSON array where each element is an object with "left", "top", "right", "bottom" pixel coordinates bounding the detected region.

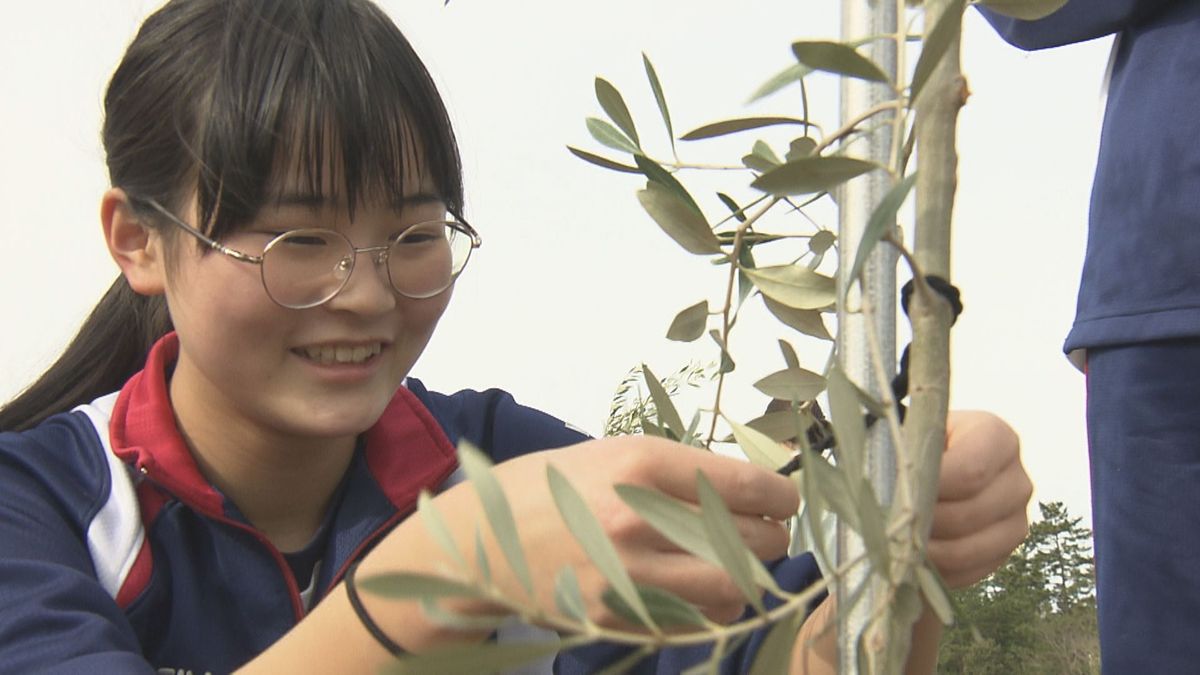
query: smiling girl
[{"left": 0, "top": 1, "right": 1031, "bottom": 673}]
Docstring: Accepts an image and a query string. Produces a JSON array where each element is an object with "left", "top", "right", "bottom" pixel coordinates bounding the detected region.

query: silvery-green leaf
[
  {"left": 753, "top": 367, "right": 826, "bottom": 402},
  {"left": 916, "top": 562, "right": 955, "bottom": 626},
  {"left": 554, "top": 566, "right": 588, "bottom": 623},
  {"left": 666, "top": 300, "right": 709, "bottom": 342},
  {"left": 809, "top": 230, "right": 836, "bottom": 255},
  {"left": 779, "top": 339, "right": 801, "bottom": 370},
  {"left": 742, "top": 153, "right": 778, "bottom": 174},
  {"left": 737, "top": 245, "right": 757, "bottom": 306},
  {"left": 752, "top": 140, "right": 783, "bottom": 168},
  {"left": 418, "top": 490, "right": 467, "bottom": 571},
  {"left": 748, "top": 611, "right": 805, "bottom": 675},
  {"left": 459, "top": 442, "right": 533, "bottom": 595},
  {"left": 727, "top": 417, "right": 793, "bottom": 470},
  {"left": 418, "top": 598, "right": 512, "bottom": 631},
  {"left": 634, "top": 154, "right": 702, "bottom": 216},
  {"left": 802, "top": 449, "right": 860, "bottom": 532},
  {"left": 708, "top": 330, "right": 736, "bottom": 374},
  {"left": 748, "top": 62, "right": 813, "bottom": 103},
  {"left": 911, "top": 0, "right": 967, "bottom": 103},
  {"left": 586, "top": 117, "right": 639, "bottom": 155},
  {"left": 716, "top": 192, "right": 747, "bottom": 223},
  {"left": 763, "top": 297, "right": 833, "bottom": 341},
  {"left": 696, "top": 471, "right": 765, "bottom": 613},
  {"left": 825, "top": 365, "right": 866, "bottom": 485},
  {"left": 614, "top": 484, "right": 781, "bottom": 594},
  {"left": 979, "top": 0, "right": 1069, "bottom": 20},
  {"left": 642, "top": 363, "right": 685, "bottom": 438},
  {"left": 567, "top": 146, "right": 640, "bottom": 174},
  {"left": 801, "top": 446, "right": 834, "bottom": 570},
  {"left": 746, "top": 409, "right": 814, "bottom": 444},
  {"left": 595, "top": 77, "right": 639, "bottom": 148},
  {"left": 547, "top": 465, "right": 658, "bottom": 631},
  {"left": 792, "top": 41, "right": 890, "bottom": 84},
  {"left": 637, "top": 182, "right": 721, "bottom": 255},
  {"left": 358, "top": 572, "right": 484, "bottom": 600},
  {"left": 786, "top": 137, "right": 818, "bottom": 161},
  {"left": 474, "top": 526, "right": 491, "bottom": 584},
  {"left": 383, "top": 640, "right": 564, "bottom": 675},
  {"left": 680, "top": 116, "right": 812, "bottom": 141},
  {"left": 846, "top": 173, "right": 917, "bottom": 292},
  {"left": 744, "top": 266, "right": 836, "bottom": 310},
  {"left": 752, "top": 156, "right": 879, "bottom": 196},
  {"left": 602, "top": 584, "right": 709, "bottom": 629},
  {"left": 640, "top": 416, "right": 668, "bottom": 438},
  {"left": 854, "top": 477, "right": 892, "bottom": 574},
  {"left": 643, "top": 53, "right": 675, "bottom": 153}
]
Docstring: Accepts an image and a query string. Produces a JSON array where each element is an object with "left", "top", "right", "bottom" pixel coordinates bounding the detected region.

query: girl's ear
[{"left": 101, "top": 188, "right": 167, "bottom": 296}]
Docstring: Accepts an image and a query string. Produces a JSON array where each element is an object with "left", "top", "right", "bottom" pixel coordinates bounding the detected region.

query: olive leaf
[
  {"left": 744, "top": 265, "right": 836, "bottom": 310},
  {"left": 595, "top": 77, "right": 640, "bottom": 148},
  {"left": 358, "top": 571, "right": 484, "bottom": 600},
  {"left": 748, "top": 62, "right": 813, "bottom": 103},
  {"left": 727, "top": 417, "right": 793, "bottom": 471},
  {"left": 643, "top": 53, "right": 675, "bottom": 153},
  {"left": 667, "top": 300, "right": 709, "bottom": 342},
  {"left": 752, "top": 156, "right": 879, "bottom": 196},
  {"left": 748, "top": 610, "right": 806, "bottom": 675},
  {"left": 586, "top": 117, "right": 639, "bottom": 155},
  {"left": 845, "top": 172, "right": 918, "bottom": 294},
  {"left": 681, "top": 116, "right": 812, "bottom": 141},
  {"left": 825, "top": 364, "right": 866, "bottom": 489},
  {"left": 708, "top": 329, "right": 736, "bottom": 374},
  {"left": 602, "top": 584, "right": 710, "bottom": 629},
  {"left": 696, "top": 471, "right": 766, "bottom": 613},
  {"left": 566, "top": 146, "right": 640, "bottom": 174},
  {"left": 763, "top": 296, "right": 833, "bottom": 341},
  {"left": 916, "top": 562, "right": 955, "bottom": 626},
  {"left": 642, "top": 363, "right": 685, "bottom": 438},
  {"left": 792, "top": 40, "right": 890, "bottom": 84},
  {"left": 546, "top": 465, "right": 659, "bottom": 632},
  {"left": 634, "top": 154, "right": 702, "bottom": 215},
  {"left": 459, "top": 442, "right": 533, "bottom": 595},
  {"left": 554, "top": 566, "right": 589, "bottom": 624},
  {"left": 753, "top": 367, "right": 827, "bottom": 402},
  {"left": 637, "top": 182, "right": 721, "bottom": 255},
  {"left": 417, "top": 490, "right": 467, "bottom": 571}
]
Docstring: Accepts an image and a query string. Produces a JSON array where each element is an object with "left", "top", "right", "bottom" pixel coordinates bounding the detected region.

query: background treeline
[{"left": 938, "top": 501, "right": 1098, "bottom": 674}]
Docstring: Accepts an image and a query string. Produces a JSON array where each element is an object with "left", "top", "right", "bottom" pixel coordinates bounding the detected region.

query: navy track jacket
[
  {"left": 0, "top": 334, "right": 821, "bottom": 674},
  {"left": 981, "top": 0, "right": 1200, "bottom": 351}
]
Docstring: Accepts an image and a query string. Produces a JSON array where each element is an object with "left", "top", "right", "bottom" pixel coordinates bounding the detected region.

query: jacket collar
[{"left": 108, "top": 332, "right": 459, "bottom": 519}]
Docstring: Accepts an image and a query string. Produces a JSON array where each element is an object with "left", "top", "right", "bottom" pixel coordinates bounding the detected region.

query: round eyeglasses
[{"left": 139, "top": 198, "right": 481, "bottom": 309}]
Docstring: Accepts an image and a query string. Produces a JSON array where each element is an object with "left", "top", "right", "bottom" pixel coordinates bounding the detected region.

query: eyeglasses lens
[{"left": 260, "top": 223, "right": 472, "bottom": 308}]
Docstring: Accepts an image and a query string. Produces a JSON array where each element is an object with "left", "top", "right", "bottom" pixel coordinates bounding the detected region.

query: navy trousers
[{"left": 1087, "top": 340, "right": 1200, "bottom": 673}]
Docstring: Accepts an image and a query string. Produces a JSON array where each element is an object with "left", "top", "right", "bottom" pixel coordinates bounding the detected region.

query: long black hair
[{"left": 0, "top": 0, "right": 463, "bottom": 432}]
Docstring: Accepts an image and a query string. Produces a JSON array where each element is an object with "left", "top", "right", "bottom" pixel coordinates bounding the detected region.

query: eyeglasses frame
[{"left": 136, "top": 197, "right": 482, "bottom": 309}]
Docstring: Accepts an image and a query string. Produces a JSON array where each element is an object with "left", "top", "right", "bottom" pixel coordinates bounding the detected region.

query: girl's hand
[{"left": 927, "top": 411, "right": 1033, "bottom": 588}]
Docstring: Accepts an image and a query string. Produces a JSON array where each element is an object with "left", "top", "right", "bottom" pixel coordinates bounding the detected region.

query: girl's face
[{"left": 161, "top": 177, "right": 453, "bottom": 446}]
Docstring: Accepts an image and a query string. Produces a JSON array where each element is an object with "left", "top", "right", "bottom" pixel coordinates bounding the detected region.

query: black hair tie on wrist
[{"left": 344, "top": 560, "right": 406, "bottom": 656}]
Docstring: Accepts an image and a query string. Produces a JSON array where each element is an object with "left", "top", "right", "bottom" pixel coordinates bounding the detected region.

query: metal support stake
[{"left": 836, "top": 0, "right": 898, "bottom": 672}]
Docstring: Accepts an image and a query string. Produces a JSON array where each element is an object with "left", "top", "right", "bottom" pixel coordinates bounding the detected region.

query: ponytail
[{"left": 0, "top": 277, "right": 172, "bottom": 432}]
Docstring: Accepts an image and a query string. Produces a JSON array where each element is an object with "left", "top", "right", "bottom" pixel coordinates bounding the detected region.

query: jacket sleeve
[
  {"left": 0, "top": 424, "right": 155, "bottom": 674},
  {"left": 978, "top": 0, "right": 1180, "bottom": 49}
]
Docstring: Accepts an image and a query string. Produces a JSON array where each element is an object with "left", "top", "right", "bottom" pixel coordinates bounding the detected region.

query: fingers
[
  {"left": 630, "top": 439, "right": 800, "bottom": 520},
  {"left": 606, "top": 499, "right": 790, "bottom": 562},
  {"left": 928, "top": 505, "right": 1029, "bottom": 589},
  {"left": 930, "top": 456, "right": 1033, "bottom": 540},
  {"left": 939, "top": 411, "right": 1022, "bottom": 502},
  {"left": 622, "top": 552, "right": 754, "bottom": 625}
]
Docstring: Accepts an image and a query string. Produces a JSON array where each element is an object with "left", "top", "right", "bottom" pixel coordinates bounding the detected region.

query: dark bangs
[{"left": 194, "top": 0, "right": 463, "bottom": 238}]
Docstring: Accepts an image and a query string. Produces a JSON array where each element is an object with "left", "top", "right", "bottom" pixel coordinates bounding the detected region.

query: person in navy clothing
[
  {"left": 983, "top": 2, "right": 1200, "bottom": 670},
  {"left": 0, "top": 1, "right": 1031, "bottom": 672}
]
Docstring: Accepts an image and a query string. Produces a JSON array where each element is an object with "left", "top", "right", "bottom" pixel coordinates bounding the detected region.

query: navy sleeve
[
  {"left": 408, "top": 379, "right": 591, "bottom": 463},
  {"left": 978, "top": 0, "right": 1180, "bottom": 49},
  {"left": 0, "top": 421, "right": 155, "bottom": 674},
  {"left": 555, "top": 554, "right": 825, "bottom": 674}
]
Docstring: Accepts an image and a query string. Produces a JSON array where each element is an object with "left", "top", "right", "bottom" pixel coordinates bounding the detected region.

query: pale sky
[{"left": 0, "top": 2, "right": 1109, "bottom": 528}]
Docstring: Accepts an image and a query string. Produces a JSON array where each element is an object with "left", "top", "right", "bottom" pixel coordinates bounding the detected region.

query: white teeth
[{"left": 301, "top": 343, "right": 382, "bottom": 365}]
